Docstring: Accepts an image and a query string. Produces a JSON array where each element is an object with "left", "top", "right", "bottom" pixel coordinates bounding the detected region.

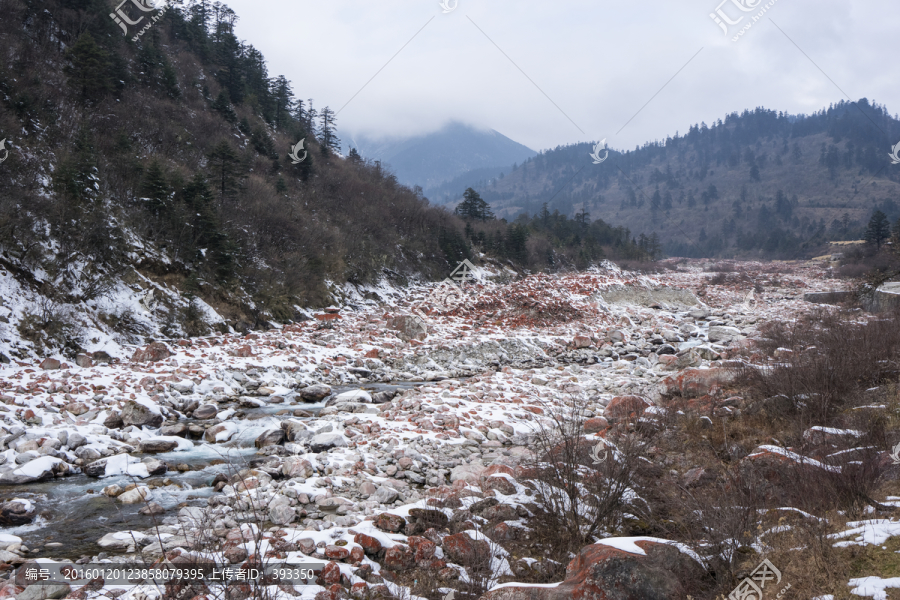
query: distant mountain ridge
[
  {"left": 345, "top": 121, "right": 536, "bottom": 194},
  {"left": 470, "top": 100, "right": 900, "bottom": 257}
]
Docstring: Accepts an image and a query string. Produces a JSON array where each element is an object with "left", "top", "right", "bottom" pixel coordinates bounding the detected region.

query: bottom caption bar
[{"left": 19, "top": 562, "right": 326, "bottom": 586}]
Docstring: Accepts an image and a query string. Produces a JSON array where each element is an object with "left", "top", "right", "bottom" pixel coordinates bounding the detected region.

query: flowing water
[{"left": 0, "top": 382, "right": 426, "bottom": 560}]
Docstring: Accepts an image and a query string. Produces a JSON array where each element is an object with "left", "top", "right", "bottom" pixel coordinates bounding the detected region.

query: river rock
[
  {"left": 138, "top": 439, "right": 178, "bottom": 454},
  {"left": 0, "top": 499, "right": 35, "bottom": 525},
  {"left": 192, "top": 404, "right": 218, "bottom": 420},
  {"left": 298, "top": 384, "right": 331, "bottom": 402},
  {"left": 282, "top": 457, "right": 314, "bottom": 479},
  {"left": 0, "top": 456, "right": 68, "bottom": 484},
  {"left": 121, "top": 401, "right": 163, "bottom": 428},
  {"left": 707, "top": 325, "right": 743, "bottom": 343},
  {"left": 309, "top": 433, "right": 348, "bottom": 453},
  {"left": 255, "top": 428, "right": 285, "bottom": 448},
  {"left": 139, "top": 502, "right": 165, "bottom": 515},
  {"left": 66, "top": 432, "right": 87, "bottom": 450},
  {"left": 17, "top": 583, "right": 70, "bottom": 600},
  {"left": 118, "top": 486, "right": 152, "bottom": 504},
  {"left": 282, "top": 420, "right": 311, "bottom": 442}
]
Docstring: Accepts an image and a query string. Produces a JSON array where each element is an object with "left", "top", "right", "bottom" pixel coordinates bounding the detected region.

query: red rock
[
  {"left": 373, "top": 513, "right": 406, "bottom": 533},
  {"left": 490, "top": 522, "right": 518, "bottom": 541},
  {"left": 132, "top": 342, "right": 173, "bottom": 363},
  {"left": 324, "top": 545, "right": 350, "bottom": 560},
  {"left": 350, "top": 582, "right": 369, "bottom": 599},
  {"left": 364, "top": 348, "right": 380, "bottom": 359},
  {"left": 573, "top": 335, "right": 592, "bottom": 348},
  {"left": 660, "top": 367, "right": 735, "bottom": 399},
  {"left": 484, "top": 474, "right": 517, "bottom": 495},
  {"left": 442, "top": 533, "right": 490, "bottom": 567},
  {"left": 235, "top": 345, "right": 254, "bottom": 358},
  {"left": 349, "top": 546, "right": 365, "bottom": 563},
  {"left": 39, "top": 358, "right": 61, "bottom": 370},
  {"left": 523, "top": 406, "right": 543, "bottom": 415},
  {"left": 354, "top": 533, "right": 383, "bottom": 557},
  {"left": 407, "top": 536, "right": 436, "bottom": 562},
  {"left": 483, "top": 464, "right": 515, "bottom": 477},
  {"left": 315, "top": 313, "right": 341, "bottom": 321},
  {"left": 584, "top": 417, "right": 610, "bottom": 434},
  {"left": 480, "top": 539, "right": 702, "bottom": 600},
  {"left": 605, "top": 395, "right": 652, "bottom": 420},
  {"left": 383, "top": 544, "right": 414, "bottom": 571},
  {"left": 319, "top": 562, "right": 341, "bottom": 585}
]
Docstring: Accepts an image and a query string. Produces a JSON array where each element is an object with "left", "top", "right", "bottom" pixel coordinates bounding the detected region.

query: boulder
[
  {"left": 371, "top": 486, "right": 399, "bottom": 504},
  {"left": 64, "top": 402, "right": 90, "bottom": 416},
  {"left": 282, "top": 420, "right": 312, "bottom": 442},
  {"left": 75, "top": 446, "right": 102, "bottom": 462},
  {"left": 66, "top": 432, "right": 87, "bottom": 450},
  {"left": 354, "top": 533, "right": 384, "bottom": 557},
  {"left": 0, "top": 499, "right": 35, "bottom": 525},
  {"left": 269, "top": 503, "right": 296, "bottom": 526},
  {"left": 142, "top": 457, "right": 168, "bottom": 476},
  {"left": 480, "top": 538, "right": 703, "bottom": 600},
  {"left": 442, "top": 532, "right": 490, "bottom": 567},
  {"left": 103, "top": 411, "right": 124, "bottom": 429},
  {"left": 75, "top": 354, "right": 93, "bottom": 368},
  {"left": 0, "top": 456, "right": 67, "bottom": 484},
  {"left": 204, "top": 424, "right": 235, "bottom": 443},
  {"left": 118, "top": 486, "right": 152, "bottom": 504},
  {"left": 309, "top": 433, "right": 348, "bottom": 453},
  {"left": 121, "top": 401, "right": 163, "bottom": 428},
  {"left": 17, "top": 583, "right": 70, "bottom": 600},
  {"left": 660, "top": 368, "right": 736, "bottom": 399},
  {"left": 386, "top": 315, "right": 427, "bottom": 342},
  {"left": 298, "top": 384, "right": 332, "bottom": 402},
  {"left": 605, "top": 396, "right": 652, "bottom": 420},
  {"left": 192, "top": 404, "right": 218, "bottom": 420},
  {"left": 138, "top": 502, "right": 165, "bottom": 515},
  {"left": 450, "top": 463, "right": 485, "bottom": 485},
  {"left": 255, "top": 429, "right": 285, "bottom": 449},
  {"left": 131, "top": 342, "right": 173, "bottom": 363},
  {"left": 707, "top": 326, "right": 743, "bottom": 343},
  {"left": 138, "top": 439, "right": 178, "bottom": 454},
  {"left": 373, "top": 513, "right": 406, "bottom": 533},
  {"left": 282, "top": 457, "right": 314, "bottom": 479},
  {"left": 573, "top": 335, "right": 592, "bottom": 349},
  {"left": 383, "top": 544, "right": 415, "bottom": 571},
  {"left": 584, "top": 417, "right": 610, "bottom": 434},
  {"left": 39, "top": 358, "right": 61, "bottom": 371},
  {"left": 159, "top": 423, "right": 189, "bottom": 437}
]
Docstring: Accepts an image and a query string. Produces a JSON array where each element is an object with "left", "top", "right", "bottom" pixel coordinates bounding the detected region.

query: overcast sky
[{"left": 222, "top": 0, "right": 900, "bottom": 153}]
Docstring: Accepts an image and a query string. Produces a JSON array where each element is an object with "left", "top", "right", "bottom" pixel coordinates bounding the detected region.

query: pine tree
[
  {"left": 207, "top": 141, "right": 241, "bottom": 203},
  {"left": 865, "top": 210, "right": 890, "bottom": 250},
  {"left": 64, "top": 32, "right": 112, "bottom": 102},
  {"left": 270, "top": 75, "right": 295, "bottom": 130},
  {"left": 455, "top": 188, "right": 494, "bottom": 222},
  {"left": 141, "top": 161, "right": 169, "bottom": 216},
  {"left": 318, "top": 107, "right": 340, "bottom": 156}
]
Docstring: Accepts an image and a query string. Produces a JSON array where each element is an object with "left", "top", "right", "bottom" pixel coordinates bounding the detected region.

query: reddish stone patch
[
  {"left": 318, "top": 562, "right": 341, "bottom": 585},
  {"left": 605, "top": 395, "right": 651, "bottom": 420},
  {"left": 442, "top": 533, "right": 490, "bottom": 567},
  {"left": 315, "top": 313, "right": 341, "bottom": 321},
  {"left": 373, "top": 513, "right": 406, "bottom": 533},
  {"left": 584, "top": 417, "right": 610, "bottom": 434}
]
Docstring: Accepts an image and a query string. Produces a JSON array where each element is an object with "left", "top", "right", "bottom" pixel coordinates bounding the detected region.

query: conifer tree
[
  {"left": 207, "top": 141, "right": 241, "bottom": 203},
  {"left": 865, "top": 210, "right": 890, "bottom": 250},
  {"left": 64, "top": 32, "right": 111, "bottom": 102}
]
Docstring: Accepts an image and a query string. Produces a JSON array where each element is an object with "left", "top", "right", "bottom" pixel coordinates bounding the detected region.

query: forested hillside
[
  {"left": 473, "top": 102, "right": 900, "bottom": 257},
  {"left": 0, "top": 0, "right": 654, "bottom": 354}
]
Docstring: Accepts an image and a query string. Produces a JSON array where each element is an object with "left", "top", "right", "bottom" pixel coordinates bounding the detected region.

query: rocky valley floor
[{"left": 0, "top": 260, "right": 895, "bottom": 600}]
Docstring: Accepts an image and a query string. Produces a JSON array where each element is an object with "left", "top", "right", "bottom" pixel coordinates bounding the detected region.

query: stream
[{"left": 0, "top": 382, "right": 426, "bottom": 560}]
